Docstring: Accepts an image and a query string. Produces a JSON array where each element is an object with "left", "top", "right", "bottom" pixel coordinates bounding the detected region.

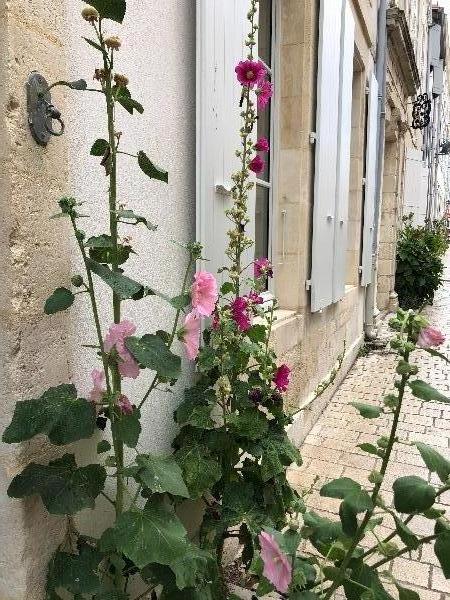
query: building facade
[{"left": 0, "top": 1, "right": 448, "bottom": 598}]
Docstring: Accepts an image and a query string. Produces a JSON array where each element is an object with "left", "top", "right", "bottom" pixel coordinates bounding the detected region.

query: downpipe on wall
[{"left": 364, "top": 0, "right": 388, "bottom": 340}]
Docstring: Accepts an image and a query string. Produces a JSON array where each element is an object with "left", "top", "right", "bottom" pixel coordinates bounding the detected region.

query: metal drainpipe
[{"left": 364, "top": 0, "right": 388, "bottom": 339}]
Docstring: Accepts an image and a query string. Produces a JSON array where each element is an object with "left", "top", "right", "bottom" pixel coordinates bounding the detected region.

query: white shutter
[
  {"left": 360, "top": 72, "right": 379, "bottom": 286},
  {"left": 196, "top": 1, "right": 255, "bottom": 281},
  {"left": 333, "top": 0, "right": 355, "bottom": 303},
  {"left": 403, "top": 148, "right": 428, "bottom": 226},
  {"left": 311, "top": 0, "right": 343, "bottom": 312}
]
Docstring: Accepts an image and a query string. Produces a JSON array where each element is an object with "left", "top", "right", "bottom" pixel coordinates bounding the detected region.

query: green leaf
[
  {"left": 97, "top": 440, "right": 111, "bottom": 454},
  {"left": 47, "top": 543, "right": 102, "bottom": 595},
  {"left": 90, "top": 139, "right": 109, "bottom": 156},
  {"left": 138, "top": 151, "right": 168, "bottom": 183},
  {"left": 82, "top": 37, "right": 105, "bottom": 53},
  {"left": 396, "top": 585, "right": 420, "bottom": 600},
  {"left": 320, "top": 477, "right": 362, "bottom": 499},
  {"left": 435, "top": 531, "right": 450, "bottom": 577},
  {"left": 126, "top": 334, "right": 181, "bottom": 379},
  {"left": 99, "top": 496, "right": 187, "bottom": 569},
  {"left": 415, "top": 442, "right": 450, "bottom": 483},
  {"left": 175, "top": 444, "right": 221, "bottom": 499},
  {"left": 86, "top": 235, "right": 133, "bottom": 265},
  {"left": 115, "top": 86, "right": 144, "bottom": 115},
  {"left": 393, "top": 475, "right": 436, "bottom": 513},
  {"left": 114, "top": 209, "right": 157, "bottom": 231},
  {"left": 175, "top": 392, "right": 215, "bottom": 430},
  {"left": 393, "top": 515, "right": 419, "bottom": 549},
  {"left": 2, "top": 384, "right": 95, "bottom": 445},
  {"left": 408, "top": 380, "right": 450, "bottom": 403},
  {"left": 8, "top": 454, "right": 106, "bottom": 515},
  {"left": 290, "top": 592, "right": 320, "bottom": 600},
  {"left": 302, "top": 511, "right": 347, "bottom": 555},
  {"left": 358, "top": 443, "right": 382, "bottom": 456},
  {"left": 220, "top": 281, "right": 234, "bottom": 295},
  {"left": 169, "top": 542, "right": 218, "bottom": 590},
  {"left": 112, "top": 409, "right": 141, "bottom": 448},
  {"left": 247, "top": 324, "right": 267, "bottom": 343},
  {"left": 423, "top": 347, "right": 450, "bottom": 364},
  {"left": 170, "top": 293, "right": 191, "bottom": 310},
  {"left": 228, "top": 408, "right": 269, "bottom": 440},
  {"left": 44, "top": 287, "right": 75, "bottom": 314},
  {"left": 94, "top": 592, "right": 129, "bottom": 600},
  {"left": 86, "top": 258, "right": 153, "bottom": 300},
  {"left": 257, "top": 433, "right": 302, "bottom": 482},
  {"left": 339, "top": 491, "right": 373, "bottom": 536},
  {"left": 349, "top": 402, "right": 382, "bottom": 419},
  {"left": 82, "top": 0, "right": 126, "bottom": 23},
  {"left": 135, "top": 454, "right": 189, "bottom": 498},
  {"left": 66, "top": 79, "right": 87, "bottom": 90}
]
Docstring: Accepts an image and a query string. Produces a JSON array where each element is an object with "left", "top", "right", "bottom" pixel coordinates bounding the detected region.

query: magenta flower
[
  {"left": 89, "top": 368, "right": 106, "bottom": 403},
  {"left": 181, "top": 310, "right": 201, "bottom": 360},
  {"left": 231, "top": 296, "right": 252, "bottom": 332},
  {"left": 249, "top": 155, "right": 265, "bottom": 174},
  {"left": 104, "top": 320, "right": 140, "bottom": 379},
  {"left": 254, "top": 257, "right": 273, "bottom": 279},
  {"left": 273, "top": 364, "right": 291, "bottom": 392},
  {"left": 417, "top": 326, "right": 445, "bottom": 349},
  {"left": 257, "top": 79, "right": 273, "bottom": 109},
  {"left": 191, "top": 271, "right": 218, "bottom": 317},
  {"left": 246, "top": 290, "right": 263, "bottom": 305},
  {"left": 259, "top": 531, "right": 292, "bottom": 593},
  {"left": 117, "top": 394, "right": 134, "bottom": 415},
  {"left": 255, "top": 137, "right": 270, "bottom": 152},
  {"left": 235, "top": 59, "right": 266, "bottom": 87}
]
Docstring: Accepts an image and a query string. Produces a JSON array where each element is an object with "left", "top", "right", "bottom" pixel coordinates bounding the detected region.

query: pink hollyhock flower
[
  {"left": 181, "top": 310, "right": 201, "bottom": 360},
  {"left": 254, "top": 257, "right": 273, "bottom": 279},
  {"left": 255, "top": 137, "right": 270, "bottom": 152},
  {"left": 249, "top": 155, "right": 265, "bottom": 174},
  {"left": 257, "top": 79, "right": 273, "bottom": 110},
  {"left": 104, "top": 320, "right": 140, "bottom": 379},
  {"left": 191, "top": 271, "right": 218, "bottom": 317},
  {"left": 212, "top": 310, "right": 220, "bottom": 330},
  {"left": 235, "top": 59, "right": 266, "bottom": 87},
  {"left": 89, "top": 368, "right": 106, "bottom": 403},
  {"left": 259, "top": 531, "right": 292, "bottom": 593},
  {"left": 246, "top": 290, "right": 263, "bottom": 305},
  {"left": 273, "top": 364, "right": 291, "bottom": 392},
  {"left": 117, "top": 394, "right": 134, "bottom": 415},
  {"left": 231, "top": 296, "right": 252, "bottom": 331},
  {"left": 417, "top": 326, "right": 445, "bottom": 349}
]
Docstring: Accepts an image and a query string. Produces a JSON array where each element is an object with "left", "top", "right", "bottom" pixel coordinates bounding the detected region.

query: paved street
[{"left": 288, "top": 253, "right": 450, "bottom": 599}]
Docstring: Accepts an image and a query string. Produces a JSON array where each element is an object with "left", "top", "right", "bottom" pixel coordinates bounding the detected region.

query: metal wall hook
[{"left": 26, "top": 71, "right": 65, "bottom": 146}]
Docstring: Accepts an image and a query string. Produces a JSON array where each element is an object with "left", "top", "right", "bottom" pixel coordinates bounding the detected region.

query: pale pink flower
[
  {"left": 257, "top": 79, "right": 273, "bottom": 110},
  {"left": 235, "top": 60, "right": 266, "bottom": 87},
  {"left": 104, "top": 320, "right": 140, "bottom": 379},
  {"left": 255, "top": 137, "right": 270, "bottom": 152},
  {"left": 191, "top": 271, "right": 218, "bottom": 317},
  {"left": 181, "top": 310, "right": 201, "bottom": 360},
  {"left": 89, "top": 368, "right": 106, "bottom": 403},
  {"left": 273, "top": 364, "right": 291, "bottom": 392},
  {"left": 417, "top": 326, "right": 445, "bottom": 349},
  {"left": 249, "top": 155, "right": 265, "bottom": 174},
  {"left": 259, "top": 531, "right": 292, "bottom": 593},
  {"left": 117, "top": 394, "right": 134, "bottom": 415}
]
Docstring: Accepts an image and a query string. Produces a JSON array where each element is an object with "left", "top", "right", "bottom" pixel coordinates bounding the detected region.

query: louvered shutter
[
  {"left": 404, "top": 148, "right": 428, "bottom": 226},
  {"left": 333, "top": 1, "right": 355, "bottom": 303},
  {"left": 196, "top": 1, "right": 256, "bottom": 281},
  {"left": 360, "top": 73, "right": 379, "bottom": 286},
  {"left": 311, "top": 0, "right": 343, "bottom": 312}
]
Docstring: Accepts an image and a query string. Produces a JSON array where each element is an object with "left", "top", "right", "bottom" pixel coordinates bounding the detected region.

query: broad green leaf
[
  {"left": 358, "top": 443, "right": 382, "bottom": 456},
  {"left": 349, "top": 402, "right": 382, "bottom": 419},
  {"left": 169, "top": 542, "right": 218, "bottom": 589},
  {"left": 99, "top": 496, "right": 187, "bottom": 569},
  {"left": 228, "top": 408, "right": 269, "bottom": 440},
  {"left": 302, "top": 511, "right": 347, "bottom": 556},
  {"left": 175, "top": 444, "right": 221, "bottom": 499},
  {"left": 8, "top": 454, "right": 106, "bottom": 515},
  {"left": 47, "top": 543, "right": 102, "bottom": 595},
  {"left": 135, "top": 454, "right": 189, "bottom": 498},
  {"left": 125, "top": 334, "right": 181, "bottom": 379},
  {"left": 290, "top": 592, "right": 320, "bottom": 600},
  {"left": 112, "top": 409, "right": 141, "bottom": 448},
  {"left": 170, "top": 293, "right": 191, "bottom": 310},
  {"left": 138, "top": 151, "right": 168, "bottom": 183},
  {"left": 339, "top": 491, "right": 373, "bottom": 536},
  {"left": 393, "top": 515, "right": 419, "bottom": 549},
  {"left": 344, "top": 558, "right": 395, "bottom": 600},
  {"left": 320, "top": 477, "right": 361, "bottom": 499},
  {"left": 90, "top": 138, "right": 109, "bottom": 156},
  {"left": 44, "top": 287, "right": 75, "bottom": 314},
  {"left": 396, "top": 584, "right": 420, "bottom": 600},
  {"left": 435, "top": 530, "right": 450, "bottom": 577},
  {"left": 415, "top": 442, "right": 450, "bottom": 483},
  {"left": 115, "top": 86, "right": 144, "bottom": 114},
  {"left": 220, "top": 281, "right": 234, "bottom": 295},
  {"left": 247, "top": 324, "right": 267, "bottom": 343},
  {"left": 86, "top": 258, "right": 152, "bottom": 300},
  {"left": 114, "top": 209, "right": 157, "bottom": 231},
  {"left": 408, "top": 380, "right": 450, "bottom": 403},
  {"left": 222, "top": 481, "right": 255, "bottom": 526},
  {"left": 175, "top": 393, "right": 215, "bottom": 429},
  {"left": 257, "top": 433, "right": 302, "bottom": 482},
  {"left": 94, "top": 592, "right": 129, "bottom": 600},
  {"left": 2, "top": 384, "right": 95, "bottom": 445},
  {"left": 85, "top": 235, "right": 132, "bottom": 265},
  {"left": 393, "top": 475, "right": 436, "bottom": 513},
  {"left": 82, "top": 0, "right": 126, "bottom": 23},
  {"left": 97, "top": 440, "right": 111, "bottom": 454}
]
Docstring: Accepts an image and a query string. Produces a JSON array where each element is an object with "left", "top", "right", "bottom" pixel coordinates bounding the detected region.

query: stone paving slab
[{"left": 287, "top": 257, "right": 450, "bottom": 599}]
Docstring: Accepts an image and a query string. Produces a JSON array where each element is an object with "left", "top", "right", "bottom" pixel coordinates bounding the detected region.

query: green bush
[{"left": 395, "top": 215, "right": 449, "bottom": 309}]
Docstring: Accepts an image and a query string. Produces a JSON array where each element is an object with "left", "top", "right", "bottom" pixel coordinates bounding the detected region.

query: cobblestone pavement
[{"left": 288, "top": 255, "right": 450, "bottom": 600}]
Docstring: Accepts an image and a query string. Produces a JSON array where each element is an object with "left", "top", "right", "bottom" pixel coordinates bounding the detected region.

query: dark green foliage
[
  {"left": 138, "top": 151, "right": 168, "bottom": 183},
  {"left": 125, "top": 334, "right": 181, "bottom": 379},
  {"left": 83, "top": 0, "right": 126, "bottom": 23},
  {"left": 47, "top": 543, "right": 103, "bottom": 595},
  {"left": 45, "top": 287, "right": 75, "bottom": 314}
]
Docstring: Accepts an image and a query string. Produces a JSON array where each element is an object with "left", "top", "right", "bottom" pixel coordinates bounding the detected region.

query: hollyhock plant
[
  {"left": 259, "top": 531, "right": 292, "bottom": 593},
  {"left": 249, "top": 154, "right": 265, "bottom": 174},
  {"left": 235, "top": 59, "right": 266, "bottom": 87},
  {"left": 181, "top": 310, "right": 201, "bottom": 360},
  {"left": 231, "top": 296, "right": 252, "bottom": 331},
  {"left": 256, "top": 79, "right": 273, "bottom": 109},
  {"left": 191, "top": 271, "right": 218, "bottom": 317},
  {"left": 89, "top": 368, "right": 106, "bottom": 403},
  {"left": 255, "top": 136, "right": 270, "bottom": 152},
  {"left": 274, "top": 364, "right": 291, "bottom": 392},
  {"left": 104, "top": 320, "right": 140, "bottom": 379},
  {"left": 417, "top": 325, "right": 445, "bottom": 348},
  {"left": 254, "top": 257, "right": 273, "bottom": 278},
  {"left": 117, "top": 394, "right": 133, "bottom": 415}
]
